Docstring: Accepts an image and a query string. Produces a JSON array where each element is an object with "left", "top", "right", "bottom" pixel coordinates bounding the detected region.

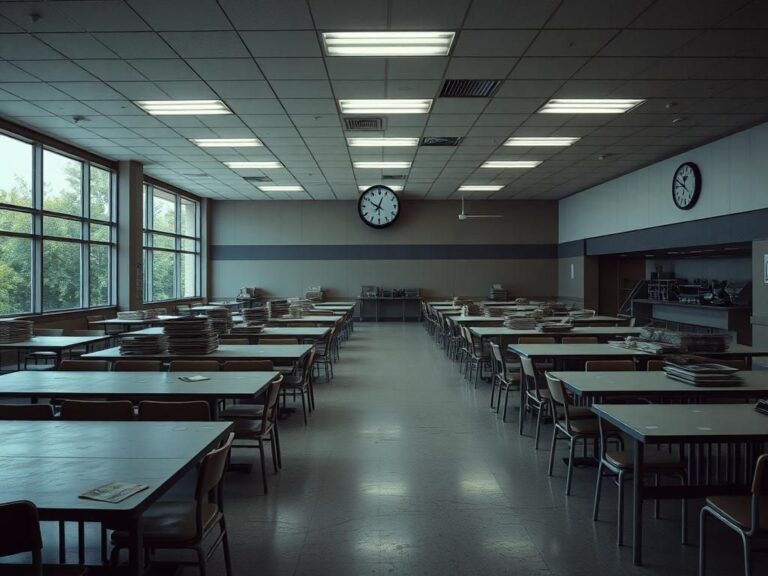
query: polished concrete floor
[{"left": 31, "top": 322, "right": 766, "bottom": 574}]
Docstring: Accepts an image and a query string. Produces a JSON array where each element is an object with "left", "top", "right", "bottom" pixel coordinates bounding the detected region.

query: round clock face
[
  {"left": 672, "top": 162, "right": 701, "bottom": 210},
  {"left": 358, "top": 185, "right": 400, "bottom": 229}
]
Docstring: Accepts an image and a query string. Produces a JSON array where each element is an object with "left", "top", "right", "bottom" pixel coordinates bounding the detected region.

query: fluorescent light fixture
[
  {"left": 353, "top": 161, "right": 412, "bottom": 169},
  {"left": 347, "top": 137, "right": 419, "bottom": 147},
  {"left": 504, "top": 137, "right": 580, "bottom": 146},
  {"left": 538, "top": 99, "right": 645, "bottom": 114},
  {"left": 135, "top": 100, "right": 231, "bottom": 116},
  {"left": 191, "top": 138, "right": 262, "bottom": 147},
  {"left": 225, "top": 161, "right": 283, "bottom": 169},
  {"left": 323, "top": 31, "right": 455, "bottom": 56},
  {"left": 258, "top": 185, "right": 303, "bottom": 192},
  {"left": 340, "top": 99, "right": 432, "bottom": 114},
  {"left": 358, "top": 185, "right": 403, "bottom": 192},
  {"left": 458, "top": 185, "right": 504, "bottom": 192},
  {"left": 481, "top": 161, "right": 542, "bottom": 169}
]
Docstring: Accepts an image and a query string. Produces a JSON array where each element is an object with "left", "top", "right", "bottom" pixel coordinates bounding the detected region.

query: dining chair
[
  {"left": 0, "top": 500, "right": 86, "bottom": 576},
  {"left": 221, "top": 360, "right": 273, "bottom": 372},
  {"left": 545, "top": 373, "right": 600, "bottom": 495},
  {"left": 594, "top": 416, "right": 687, "bottom": 546},
  {"left": 0, "top": 404, "right": 54, "bottom": 420},
  {"left": 59, "top": 400, "right": 134, "bottom": 421},
  {"left": 585, "top": 360, "right": 636, "bottom": 372},
  {"left": 110, "top": 433, "right": 235, "bottom": 576},
  {"left": 86, "top": 314, "right": 105, "bottom": 330},
  {"left": 59, "top": 359, "right": 109, "bottom": 371},
  {"left": 281, "top": 348, "right": 316, "bottom": 425},
  {"left": 24, "top": 328, "right": 64, "bottom": 369},
  {"left": 232, "top": 375, "right": 284, "bottom": 493},
  {"left": 113, "top": 360, "right": 163, "bottom": 372},
  {"left": 561, "top": 336, "right": 599, "bottom": 344},
  {"left": 258, "top": 337, "right": 299, "bottom": 345},
  {"left": 700, "top": 453, "right": 768, "bottom": 576},
  {"left": 67, "top": 329, "right": 105, "bottom": 357},
  {"left": 138, "top": 401, "right": 211, "bottom": 421},
  {"left": 518, "top": 356, "right": 551, "bottom": 448},
  {"left": 489, "top": 341, "right": 519, "bottom": 421},
  {"left": 169, "top": 360, "right": 220, "bottom": 371},
  {"left": 314, "top": 326, "right": 336, "bottom": 382}
]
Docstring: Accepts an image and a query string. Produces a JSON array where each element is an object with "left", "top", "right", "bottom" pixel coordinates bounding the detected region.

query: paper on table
[
  {"left": 179, "top": 374, "right": 211, "bottom": 382},
  {"left": 80, "top": 481, "right": 148, "bottom": 503}
]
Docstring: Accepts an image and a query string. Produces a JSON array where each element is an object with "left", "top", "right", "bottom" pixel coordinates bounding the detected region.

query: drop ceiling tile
[
  {"left": 496, "top": 79, "right": 563, "bottom": 98},
  {"left": 386, "top": 58, "right": 449, "bottom": 80},
  {"left": 385, "top": 115, "right": 428, "bottom": 127},
  {"left": 50, "top": 81, "right": 125, "bottom": 100},
  {"left": 0, "top": 14, "right": 22, "bottom": 32},
  {"left": 0, "top": 34, "right": 65, "bottom": 59},
  {"left": 224, "top": 99, "right": 286, "bottom": 115},
  {"left": 453, "top": 30, "right": 538, "bottom": 57},
  {"left": 330, "top": 80, "right": 385, "bottom": 98},
  {"left": 547, "top": 0, "right": 652, "bottom": 28},
  {"left": 127, "top": 0, "right": 231, "bottom": 31},
  {"left": 60, "top": 1, "right": 150, "bottom": 32},
  {"left": 101, "top": 82, "right": 166, "bottom": 100},
  {"left": 0, "top": 62, "right": 40, "bottom": 82},
  {"left": 205, "top": 80, "right": 274, "bottom": 99},
  {"left": 14, "top": 60, "right": 98, "bottom": 82},
  {"left": 75, "top": 60, "right": 145, "bottom": 82},
  {"left": 599, "top": 29, "right": 702, "bottom": 57},
  {"left": 309, "top": 0, "right": 388, "bottom": 29},
  {"left": 527, "top": 29, "right": 620, "bottom": 58},
  {"left": 674, "top": 30, "right": 768, "bottom": 58},
  {"left": 445, "top": 58, "right": 517, "bottom": 80},
  {"left": 484, "top": 98, "right": 544, "bottom": 114},
  {"left": 281, "top": 99, "right": 337, "bottom": 114},
  {"left": 31, "top": 100, "right": 98, "bottom": 116},
  {"left": 128, "top": 59, "right": 199, "bottom": 81},
  {"left": 93, "top": 32, "right": 179, "bottom": 59},
  {"left": 325, "top": 58, "right": 386, "bottom": 80},
  {"left": 256, "top": 58, "right": 326, "bottom": 81},
  {"left": 463, "top": 0, "right": 559, "bottom": 27},
  {"left": 432, "top": 99, "right": 489, "bottom": 114},
  {"left": 426, "top": 114, "right": 478, "bottom": 126},
  {"left": 555, "top": 79, "right": 625, "bottom": 98},
  {"left": 631, "top": 0, "right": 747, "bottom": 29},
  {"left": 161, "top": 31, "right": 249, "bottom": 58},
  {"left": 1, "top": 82, "right": 71, "bottom": 100},
  {"left": 509, "top": 57, "right": 589, "bottom": 79},
  {"left": 270, "top": 80, "right": 333, "bottom": 99},
  {"left": 35, "top": 32, "right": 117, "bottom": 59},
  {"left": 240, "top": 31, "right": 321, "bottom": 57},
  {"left": 298, "top": 127, "right": 344, "bottom": 137},
  {"left": 220, "top": 0, "right": 314, "bottom": 29},
  {"left": 290, "top": 114, "right": 341, "bottom": 128},
  {"left": 386, "top": 79, "right": 441, "bottom": 99},
  {"left": 198, "top": 115, "right": 248, "bottom": 128},
  {"left": 0, "top": 3, "right": 82, "bottom": 32}
]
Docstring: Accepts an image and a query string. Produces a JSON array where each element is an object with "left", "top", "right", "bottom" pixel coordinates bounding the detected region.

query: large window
[
  {"left": 143, "top": 184, "right": 200, "bottom": 302},
  {"left": 0, "top": 132, "right": 116, "bottom": 315}
]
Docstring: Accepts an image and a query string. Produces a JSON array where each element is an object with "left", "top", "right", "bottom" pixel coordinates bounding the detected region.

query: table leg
[
  {"left": 128, "top": 516, "right": 143, "bottom": 576},
  {"left": 633, "top": 439, "right": 645, "bottom": 566}
]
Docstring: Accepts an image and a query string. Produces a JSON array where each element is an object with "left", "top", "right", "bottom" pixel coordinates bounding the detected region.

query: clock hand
[{"left": 674, "top": 178, "right": 688, "bottom": 190}]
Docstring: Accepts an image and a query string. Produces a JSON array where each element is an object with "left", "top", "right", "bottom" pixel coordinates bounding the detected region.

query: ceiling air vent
[
  {"left": 344, "top": 117, "right": 385, "bottom": 131},
  {"left": 421, "top": 136, "right": 462, "bottom": 147},
  {"left": 440, "top": 79, "right": 501, "bottom": 98},
  {"left": 242, "top": 176, "right": 272, "bottom": 183},
  {"left": 382, "top": 174, "right": 405, "bottom": 180}
]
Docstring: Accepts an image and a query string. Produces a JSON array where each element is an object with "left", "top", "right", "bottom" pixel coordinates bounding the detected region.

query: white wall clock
[
  {"left": 672, "top": 162, "right": 701, "bottom": 210},
  {"left": 358, "top": 185, "right": 401, "bottom": 229}
]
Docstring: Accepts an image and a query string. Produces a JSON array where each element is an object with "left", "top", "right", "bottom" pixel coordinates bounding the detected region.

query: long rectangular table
[
  {"left": 507, "top": 343, "right": 654, "bottom": 368},
  {"left": 0, "top": 335, "right": 113, "bottom": 369},
  {"left": 82, "top": 344, "right": 313, "bottom": 364},
  {"left": 90, "top": 315, "right": 182, "bottom": 332},
  {"left": 0, "top": 420, "right": 232, "bottom": 575},
  {"left": 127, "top": 326, "right": 330, "bottom": 344},
  {"left": 592, "top": 403, "right": 768, "bottom": 566},
  {"left": 267, "top": 316, "right": 342, "bottom": 326},
  {"left": 0, "top": 370, "right": 278, "bottom": 416},
  {"left": 471, "top": 326, "right": 642, "bottom": 344},
  {"left": 314, "top": 301, "right": 356, "bottom": 307}
]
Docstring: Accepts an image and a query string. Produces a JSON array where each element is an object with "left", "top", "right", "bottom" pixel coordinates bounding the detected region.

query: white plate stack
[
  {"left": 142, "top": 309, "right": 159, "bottom": 320},
  {"left": 504, "top": 315, "right": 537, "bottom": 330},
  {"left": 119, "top": 333, "right": 167, "bottom": 355},
  {"left": 489, "top": 286, "right": 508, "bottom": 301},
  {"left": 461, "top": 304, "right": 481, "bottom": 316},
  {"left": 267, "top": 299, "right": 289, "bottom": 319},
  {"left": 163, "top": 317, "right": 219, "bottom": 355},
  {"left": 117, "top": 310, "right": 147, "bottom": 320},
  {"left": 242, "top": 308, "right": 268, "bottom": 325},
  {"left": 230, "top": 324, "right": 264, "bottom": 335},
  {"left": 203, "top": 307, "right": 233, "bottom": 335},
  {"left": 0, "top": 319, "right": 34, "bottom": 343},
  {"left": 288, "top": 301, "right": 304, "bottom": 318}
]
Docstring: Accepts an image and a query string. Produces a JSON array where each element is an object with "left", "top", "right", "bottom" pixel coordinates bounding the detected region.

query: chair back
[
  {"left": 34, "top": 328, "right": 63, "bottom": 336},
  {"left": 561, "top": 336, "right": 598, "bottom": 344},
  {"left": 138, "top": 401, "right": 210, "bottom": 421},
  {"left": 646, "top": 359, "right": 665, "bottom": 371},
  {"left": 585, "top": 360, "right": 635, "bottom": 372},
  {"left": 222, "top": 360, "right": 274, "bottom": 372},
  {"left": 0, "top": 501, "right": 43, "bottom": 573},
  {"left": 299, "top": 348, "right": 317, "bottom": 389},
  {"left": 258, "top": 337, "right": 299, "bottom": 345},
  {"left": 519, "top": 356, "right": 544, "bottom": 401},
  {"left": 518, "top": 336, "right": 556, "bottom": 344},
  {"left": 544, "top": 372, "right": 571, "bottom": 430},
  {"left": 59, "top": 359, "right": 109, "bottom": 371},
  {"left": 489, "top": 341, "right": 503, "bottom": 375},
  {"left": 69, "top": 329, "right": 104, "bottom": 337},
  {"left": 220, "top": 338, "right": 249, "bottom": 345},
  {"left": 113, "top": 360, "right": 164, "bottom": 372},
  {"left": 169, "top": 360, "right": 220, "bottom": 372},
  {"left": 60, "top": 399, "right": 134, "bottom": 421},
  {"left": 0, "top": 404, "right": 54, "bottom": 420},
  {"left": 194, "top": 433, "right": 234, "bottom": 536}
]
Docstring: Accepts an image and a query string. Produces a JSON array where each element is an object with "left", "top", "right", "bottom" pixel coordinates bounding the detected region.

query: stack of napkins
[
  {"left": 120, "top": 333, "right": 167, "bottom": 355},
  {"left": 0, "top": 319, "right": 34, "bottom": 343},
  {"left": 164, "top": 317, "right": 219, "bottom": 355},
  {"left": 267, "top": 299, "right": 289, "bottom": 319},
  {"left": 117, "top": 310, "right": 147, "bottom": 320},
  {"left": 203, "top": 307, "right": 233, "bottom": 335},
  {"left": 242, "top": 307, "right": 268, "bottom": 324},
  {"left": 663, "top": 362, "right": 741, "bottom": 387}
]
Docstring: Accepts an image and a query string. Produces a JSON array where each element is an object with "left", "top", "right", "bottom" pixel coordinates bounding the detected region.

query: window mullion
[{"left": 32, "top": 143, "right": 43, "bottom": 314}]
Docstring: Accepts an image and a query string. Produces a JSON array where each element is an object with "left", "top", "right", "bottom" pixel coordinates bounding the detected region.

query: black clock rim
[
  {"left": 671, "top": 161, "right": 701, "bottom": 211},
  {"left": 357, "top": 185, "right": 401, "bottom": 229}
]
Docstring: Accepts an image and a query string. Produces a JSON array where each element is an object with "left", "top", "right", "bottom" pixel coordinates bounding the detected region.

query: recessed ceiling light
[
  {"left": 358, "top": 185, "right": 403, "bottom": 192},
  {"left": 537, "top": 99, "right": 645, "bottom": 114},
  {"left": 353, "top": 161, "right": 412, "bottom": 169},
  {"left": 322, "top": 31, "right": 455, "bottom": 56},
  {"left": 191, "top": 138, "right": 262, "bottom": 147},
  {"left": 347, "top": 137, "right": 419, "bottom": 147},
  {"left": 340, "top": 99, "right": 432, "bottom": 114},
  {"left": 504, "top": 137, "right": 580, "bottom": 146},
  {"left": 225, "top": 161, "right": 283, "bottom": 169},
  {"left": 135, "top": 100, "right": 231, "bottom": 116},
  {"left": 481, "top": 161, "right": 542, "bottom": 169},
  {"left": 258, "top": 185, "right": 303, "bottom": 192},
  {"left": 458, "top": 185, "right": 504, "bottom": 191}
]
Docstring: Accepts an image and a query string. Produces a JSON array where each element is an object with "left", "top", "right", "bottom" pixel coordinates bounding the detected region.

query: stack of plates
[
  {"left": 536, "top": 322, "right": 573, "bottom": 333},
  {"left": 482, "top": 307, "right": 506, "bottom": 317},
  {"left": 504, "top": 316, "right": 537, "bottom": 330},
  {"left": 514, "top": 298, "right": 530, "bottom": 305},
  {"left": 242, "top": 307, "right": 268, "bottom": 324},
  {"left": 119, "top": 333, "right": 167, "bottom": 355},
  {"left": 288, "top": 301, "right": 304, "bottom": 318},
  {"left": 488, "top": 286, "right": 508, "bottom": 301},
  {"left": 230, "top": 324, "right": 264, "bottom": 335},
  {"left": 0, "top": 319, "right": 34, "bottom": 343},
  {"left": 663, "top": 362, "right": 741, "bottom": 387},
  {"left": 203, "top": 307, "right": 233, "bottom": 334},
  {"left": 143, "top": 309, "right": 159, "bottom": 320},
  {"left": 164, "top": 317, "right": 219, "bottom": 355},
  {"left": 305, "top": 289, "right": 324, "bottom": 302},
  {"left": 117, "top": 310, "right": 147, "bottom": 320},
  {"left": 461, "top": 304, "right": 481, "bottom": 316},
  {"left": 267, "top": 299, "right": 289, "bottom": 319}
]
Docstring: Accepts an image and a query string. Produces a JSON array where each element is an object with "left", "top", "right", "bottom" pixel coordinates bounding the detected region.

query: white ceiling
[{"left": 1, "top": 0, "right": 767, "bottom": 201}]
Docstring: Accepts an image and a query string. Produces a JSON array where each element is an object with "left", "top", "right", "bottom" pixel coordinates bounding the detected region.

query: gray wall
[{"left": 210, "top": 200, "right": 558, "bottom": 300}]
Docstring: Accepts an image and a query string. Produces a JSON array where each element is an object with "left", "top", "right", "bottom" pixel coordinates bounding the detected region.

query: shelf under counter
[{"left": 632, "top": 299, "right": 751, "bottom": 344}]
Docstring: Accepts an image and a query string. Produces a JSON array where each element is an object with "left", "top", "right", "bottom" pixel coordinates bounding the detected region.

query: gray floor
[{"left": 32, "top": 322, "right": 764, "bottom": 574}]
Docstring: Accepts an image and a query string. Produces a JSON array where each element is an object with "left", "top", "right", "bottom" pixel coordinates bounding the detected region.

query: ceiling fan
[{"left": 458, "top": 196, "right": 503, "bottom": 221}]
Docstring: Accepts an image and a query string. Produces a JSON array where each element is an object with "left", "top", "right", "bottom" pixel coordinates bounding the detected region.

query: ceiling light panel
[
  {"left": 340, "top": 99, "right": 432, "bottom": 114},
  {"left": 353, "top": 161, "right": 412, "bottom": 169},
  {"left": 259, "top": 185, "right": 303, "bottom": 192},
  {"left": 458, "top": 185, "right": 504, "bottom": 191},
  {"left": 537, "top": 99, "right": 645, "bottom": 114},
  {"left": 323, "top": 32, "right": 455, "bottom": 57},
  {"left": 225, "top": 161, "right": 283, "bottom": 169},
  {"left": 359, "top": 185, "right": 403, "bottom": 191},
  {"left": 504, "top": 137, "right": 580, "bottom": 146},
  {"left": 191, "top": 138, "right": 262, "bottom": 147},
  {"left": 347, "top": 137, "right": 419, "bottom": 147},
  {"left": 135, "top": 100, "right": 232, "bottom": 115},
  {"left": 481, "top": 161, "right": 542, "bottom": 169}
]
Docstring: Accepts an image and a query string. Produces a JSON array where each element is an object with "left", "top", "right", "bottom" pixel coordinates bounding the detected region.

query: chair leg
[
  {"left": 270, "top": 432, "right": 279, "bottom": 474},
  {"left": 518, "top": 397, "right": 526, "bottom": 436},
  {"left": 699, "top": 507, "right": 708, "bottom": 576},
  {"left": 741, "top": 530, "right": 752, "bottom": 576},
  {"left": 220, "top": 517, "right": 233, "bottom": 576},
  {"left": 490, "top": 377, "right": 498, "bottom": 408},
  {"left": 593, "top": 461, "right": 604, "bottom": 521},
  {"left": 617, "top": 471, "right": 625, "bottom": 546},
  {"left": 273, "top": 425, "right": 282, "bottom": 469},
  {"left": 534, "top": 403, "right": 544, "bottom": 450},
  {"left": 195, "top": 545, "right": 208, "bottom": 576},
  {"left": 654, "top": 473, "right": 660, "bottom": 518},
  {"left": 565, "top": 437, "right": 576, "bottom": 496},
  {"left": 300, "top": 391, "right": 307, "bottom": 425},
  {"left": 680, "top": 474, "right": 687, "bottom": 545},
  {"left": 547, "top": 427, "right": 558, "bottom": 476},
  {"left": 258, "top": 442, "right": 268, "bottom": 494}
]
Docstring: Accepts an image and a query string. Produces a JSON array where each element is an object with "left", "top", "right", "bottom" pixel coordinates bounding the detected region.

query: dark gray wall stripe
[
  {"left": 211, "top": 243, "right": 557, "bottom": 261},
  {"left": 557, "top": 240, "right": 585, "bottom": 258}
]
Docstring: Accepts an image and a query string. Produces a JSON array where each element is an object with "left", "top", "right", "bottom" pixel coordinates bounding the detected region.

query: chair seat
[
  {"left": 111, "top": 500, "right": 218, "bottom": 547},
  {"left": 565, "top": 406, "right": 598, "bottom": 420},
  {"left": 705, "top": 496, "right": 768, "bottom": 531},
  {"left": 566, "top": 417, "right": 599, "bottom": 435},
  {"left": 233, "top": 418, "right": 270, "bottom": 438},
  {"left": 219, "top": 404, "right": 264, "bottom": 419},
  {"left": 605, "top": 449, "right": 686, "bottom": 471}
]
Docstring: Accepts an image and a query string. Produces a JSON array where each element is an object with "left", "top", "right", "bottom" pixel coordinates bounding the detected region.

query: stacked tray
[
  {"left": 536, "top": 322, "right": 573, "bottom": 333},
  {"left": 0, "top": 319, "right": 34, "bottom": 343},
  {"left": 203, "top": 307, "right": 233, "bottom": 335},
  {"left": 119, "top": 333, "right": 167, "bottom": 355},
  {"left": 267, "top": 299, "right": 289, "bottom": 319},
  {"left": 230, "top": 324, "right": 264, "bottom": 335},
  {"left": 482, "top": 306, "right": 506, "bottom": 317},
  {"left": 117, "top": 310, "right": 147, "bottom": 320},
  {"left": 461, "top": 304, "right": 481, "bottom": 316},
  {"left": 488, "top": 286, "right": 508, "bottom": 301},
  {"left": 242, "top": 307, "right": 268, "bottom": 324},
  {"left": 504, "top": 316, "right": 537, "bottom": 330},
  {"left": 663, "top": 362, "right": 742, "bottom": 387},
  {"left": 163, "top": 317, "right": 219, "bottom": 355},
  {"left": 143, "top": 308, "right": 159, "bottom": 320}
]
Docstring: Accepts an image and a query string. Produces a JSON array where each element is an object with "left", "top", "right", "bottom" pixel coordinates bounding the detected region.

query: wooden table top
[
  {"left": 190, "top": 305, "right": 229, "bottom": 312},
  {"left": 268, "top": 316, "right": 342, "bottom": 325},
  {"left": 507, "top": 343, "right": 654, "bottom": 359},
  {"left": 592, "top": 403, "right": 768, "bottom": 443},
  {"left": 552, "top": 370, "right": 768, "bottom": 399},
  {"left": 0, "top": 335, "right": 111, "bottom": 350},
  {"left": 126, "top": 326, "right": 330, "bottom": 339},
  {"left": 83, "top": 343, "right": 312, "bottom": 361},
  {"left": 471, "top": 326, "right": 642, "bottom": 338},
  {"left": 0, "top": 370, "right": 278, "bottom": 399},
  {"left": 91, "top": 315, "right": 180, "bottom": 326},
  {"left": 452, "top": 316, "right": 506, "bottom": 324}
]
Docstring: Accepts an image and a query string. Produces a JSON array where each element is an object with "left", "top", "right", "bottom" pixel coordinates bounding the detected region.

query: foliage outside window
[
  {"left": 143, "top": 184, "right": 200, "bottom": 302},
  {"left": 0, "top": 132, "right": 115, "bottom": 316}
]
